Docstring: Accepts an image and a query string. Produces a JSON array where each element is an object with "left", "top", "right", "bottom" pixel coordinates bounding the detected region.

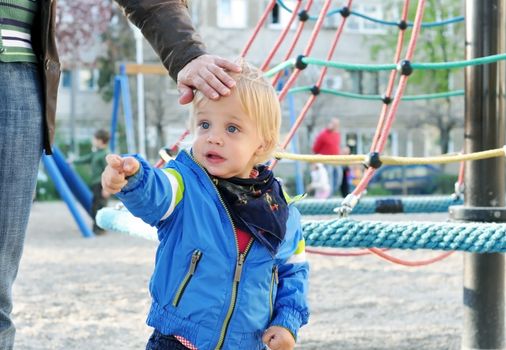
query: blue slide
[
  {"left": 42, "top": 153, "right": 94, "bottom": 238},
  {"left": 51, "top": 146, "right": 93, "bottom": 215}
]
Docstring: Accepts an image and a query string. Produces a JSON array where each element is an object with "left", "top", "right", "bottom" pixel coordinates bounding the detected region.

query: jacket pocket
[
  {"left": 269, "top": 265, "right": 279, "bottom": 320},
  {"left": 172, "top": 249, "right": 202, "bottom": 307}
]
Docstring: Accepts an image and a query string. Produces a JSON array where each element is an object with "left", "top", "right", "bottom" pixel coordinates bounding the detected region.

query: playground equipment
[
  {"left": 42, "top": 146, "right": 93, "bottom": 238},
  {"left": 97, "top": 0, "right": 506, "bottom": 348},
  {"left": 109, "top": 62, "right": 171, "bottom": 155}
]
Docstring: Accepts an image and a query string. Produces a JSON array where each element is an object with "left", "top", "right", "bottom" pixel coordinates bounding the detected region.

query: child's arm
[
  {"left": 71, "top": 152, "right": 93, "bottom": 165},
  {"left": 265, "top": 210, "right": 310, "bottom": 348},
  {"left": 102, "top": 154, "right": 183, "bottom": 228}
]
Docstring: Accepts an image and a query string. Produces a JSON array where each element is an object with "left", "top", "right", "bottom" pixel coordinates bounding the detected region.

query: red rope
[
  {"left": 370, "top": 1, "right": 410, "bottom": 151},
  {"left": 240, "top": 0, "right": 278, "bottom": 58},
  {"left": 367, "top": 248, "right": 455, "bottom": 267},
  {"left": 278, "top": 0, "right": 334, "bottom": 102},
  {"left": 154, "top": 129, "right": 190, "bottom": 168},
  {"left": 281, "top": 1, "right": 352, "bottom": 151},
  {"left": 352, "top": 0, "right": 426, "bottom": 197},
  {"left": 260, "top": 0, "right": 304, "bottom": 71},
  {"left": 271, "top": 0, "right": 315, "bottom": 87},
  {"left": 375, "top": 0, "right": 426, "bottom": 153},
  {"left": 270, "top": 1, "right": 352, "bottom": 169},
  {"left": 306, "top": 247, "right": 387, "bottom": 257},
  {"left": 306, "top": 246, "right": 454, "bottom": 268}
]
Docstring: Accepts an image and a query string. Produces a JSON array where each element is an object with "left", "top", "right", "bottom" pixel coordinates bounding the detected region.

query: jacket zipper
[
  {"left": 269, "top": 265, "right": 279, "bottom": 320},
  {"left": 187, "top": 151, "right": 253, "bottom": 350},
  {"left": 172, "top": 250, "right": 202, "bottom": 307},
  {"left": 214, "top": 239, "right": 254, "bottom": 350}
]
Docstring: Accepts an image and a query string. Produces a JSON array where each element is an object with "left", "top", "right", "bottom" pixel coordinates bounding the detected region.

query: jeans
[
  {"left": 325, "top": 164, "right": 343, "bottom": 197},
  {"left": 0, "top": 62, "right": 43, "bottom": 349},
  {"left": 91, "top": 183, "right": 108, "bottom": 233},
  {"left": 146, "top": 331, "right": 192, "bottom": 350}
]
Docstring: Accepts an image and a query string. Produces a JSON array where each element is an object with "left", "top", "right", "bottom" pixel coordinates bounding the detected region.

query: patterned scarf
[{"left": 212, "top": 166, "right": 288, "bottom": 256}]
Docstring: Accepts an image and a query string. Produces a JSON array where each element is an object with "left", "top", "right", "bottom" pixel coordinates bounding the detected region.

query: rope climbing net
[{"left": 98, "top": 1, "right": 506, "bottom": 267}]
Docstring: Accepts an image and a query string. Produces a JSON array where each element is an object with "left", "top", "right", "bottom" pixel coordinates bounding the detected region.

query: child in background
[
  {"left": 73, "top": 129, "right": 110, "bottom": 235},
  {"left": 101, "top": 60, "right": 309, "bottom": 350},
  {"left": 307, "top": 163, "right": 331, "bottom": 199}
]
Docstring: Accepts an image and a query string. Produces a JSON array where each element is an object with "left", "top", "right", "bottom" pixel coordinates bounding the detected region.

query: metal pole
[
  {"left": 463, "top": 0, "right": 505, "bottom": 348},
  {"left": 133, "top": 27, "right": 146, "bottom": 157}
]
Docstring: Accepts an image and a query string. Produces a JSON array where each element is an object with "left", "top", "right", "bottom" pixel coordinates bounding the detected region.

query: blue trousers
[
  {"left": 146, "top": 331, "right": 192, "bottom": 350},
  {"left": 0, "top": 62, "right": 43, "bottom": 349},
  {"left": 325, "top": 164, "right": 343, "bottom": 197}
]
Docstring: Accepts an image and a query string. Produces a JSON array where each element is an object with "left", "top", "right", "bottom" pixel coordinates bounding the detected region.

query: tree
[
  {"left": 370, "top": 0, "right": 464, "bottom": 155},
  {"left": 96, "top": 6, "right": 136, "bottom": 102},
  {"left": 56, "top": 0, "right": 113, "bottom": 153},
  {"left": 56, "top": 0, "right": 112, "bottom": 67}
]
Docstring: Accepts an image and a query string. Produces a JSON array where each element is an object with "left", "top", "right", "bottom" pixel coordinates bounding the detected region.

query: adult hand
[
  {"left": 262, "top": 326, "right": 296, "bottom": 350},
  {"left": 101, "top": 154, "right": 140, "bottom": 194},
  {"left": 177, "top": 54, "right": 242, "bottom": 105}
]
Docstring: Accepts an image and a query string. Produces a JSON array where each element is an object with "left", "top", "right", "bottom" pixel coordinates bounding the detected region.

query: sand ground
[{"left": 11, "top": 201, "right": 466, "bottom": 349}]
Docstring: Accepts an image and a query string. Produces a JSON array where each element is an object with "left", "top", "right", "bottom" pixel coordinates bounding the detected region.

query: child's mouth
[{"left": 206, "top": 152, "right": 225, "bottom": 162}]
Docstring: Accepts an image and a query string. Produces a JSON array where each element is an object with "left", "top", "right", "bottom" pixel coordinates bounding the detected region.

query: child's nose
[{"left": 207, "top": 133, "right": 224, "bottom": 145}]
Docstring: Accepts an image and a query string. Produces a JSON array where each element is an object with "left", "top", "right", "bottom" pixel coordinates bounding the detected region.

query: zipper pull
[
  {"left": 234, "top": 253, "right": 245, "bottom": 282},
  {"left": 273, "top": 266, "right": 279, "bottom": 284},
  {"left": 189, "top": 250, "right": 202, "bottom": 275}
]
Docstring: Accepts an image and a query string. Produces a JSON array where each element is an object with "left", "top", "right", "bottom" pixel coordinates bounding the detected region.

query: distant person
[
  {"left": 72, "top": 129, "right": 110, "bottom": 235},
  {"left": 312, "top": 118, "right": 343, "bottom": 196},
  {"left": 0, "top": 1, "right": 241, "bottom": 346},
  {"left": 102, "top": 60, "right": 309, "bottom": 350},
  {"left": 340, "top": 145, "right": 352, "bottom": 198},
  {"left": 307, "top": 163, "right": 331, "bottom": 199}
]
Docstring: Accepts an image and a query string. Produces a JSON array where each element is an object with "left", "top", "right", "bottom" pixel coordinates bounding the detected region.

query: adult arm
[{"left": 114, "top": 0, "right": 241, "bottom": 104}]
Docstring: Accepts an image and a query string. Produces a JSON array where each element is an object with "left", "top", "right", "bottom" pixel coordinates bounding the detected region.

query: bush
[
  {"left": 35, "top": 169, "right": 59, "bottom": 201},
  {"left": 434, "top": 173, "right": 458, "bottom": 194},
  {"left": 35, "top": 141, "right": 95, "bottom": 201}
]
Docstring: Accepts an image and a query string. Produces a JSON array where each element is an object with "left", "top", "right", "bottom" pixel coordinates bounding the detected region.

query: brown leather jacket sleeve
[{"left": 115, "top": 0, "right": 207, "bottom": 81}]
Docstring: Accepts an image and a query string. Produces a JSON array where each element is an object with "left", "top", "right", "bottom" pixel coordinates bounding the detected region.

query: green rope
[
  {"left": 264, "top": 53, "right": 506, "bottom": 76},
  {"left": 288, "top": 86, "right": 465, "bottom": 101}
]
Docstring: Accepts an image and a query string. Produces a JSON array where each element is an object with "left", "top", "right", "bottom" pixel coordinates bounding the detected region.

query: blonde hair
[{"left": 191, "top": 59, "right": 281, "bottom": 163}]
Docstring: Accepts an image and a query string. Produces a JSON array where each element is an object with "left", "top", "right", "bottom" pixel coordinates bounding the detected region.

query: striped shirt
[{"left": 0, "top": 0, "right": 38, "bottom": 63}]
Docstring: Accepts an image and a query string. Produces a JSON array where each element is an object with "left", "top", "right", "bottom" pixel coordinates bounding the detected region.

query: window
[
  {"left": 347, "top": 70, "right": 380, "bottom": 95},
  {"left": 346, "top": 3, "right": 385, "bottom": 34},
  {"left": 61, "top": 70, "right": 72, "bottom": 89},
  {"left": 78, "top": 69, "right": 98, "bottom": 91},
  {"left": 324, "top": 75, "right": 343, "bottom": 90},
  {"left": 217, "top": 0, "right": 247, "bottom": 29},
  {"left": 323, "top": 6, "right": 341, "bottom": 29},
  {"left": 270, "top": 1, "right": 297, "bottom": 29}
]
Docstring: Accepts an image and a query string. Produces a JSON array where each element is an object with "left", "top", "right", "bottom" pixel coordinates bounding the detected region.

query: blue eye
[
  {"left": 200, "top": 121, "right": 210, "bottom": 129},
  {"left": 227, "top": 125, "right": 238, "bottom": 133}
]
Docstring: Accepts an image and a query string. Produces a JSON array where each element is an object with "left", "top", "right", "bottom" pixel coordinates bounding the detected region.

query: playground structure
[
  {"left": 40, "top": 60, "right": 171, "bottom": 239},
  {"left": 40, "top": 0, "right": 506, "bottom": 348}
]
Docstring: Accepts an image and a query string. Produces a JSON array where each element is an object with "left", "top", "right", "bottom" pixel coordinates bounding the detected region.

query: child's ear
[{"left": 255, "top": 143, "right": 266, "bottom": 156}]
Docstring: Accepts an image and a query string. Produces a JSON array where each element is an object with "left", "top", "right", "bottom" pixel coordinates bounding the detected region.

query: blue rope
[
  {"left": 96, "top": 206, "right": 506, "bottom": 253},
  {"left": 302, "top": 218, "right": 506, "bottom": 253},
  {"left": 275, "top": 0, "right": 464, "bottom": 28},
  {"left": 294, "top": 196, "right": 463, "bottom": 215}
]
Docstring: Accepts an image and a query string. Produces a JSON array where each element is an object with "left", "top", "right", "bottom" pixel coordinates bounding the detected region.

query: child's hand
[
  {"left": 101, "top": 154, "right": 140, "bottom": 194},
  {"left": 262, "top": 326, "right": 295, "bottom": 350}
]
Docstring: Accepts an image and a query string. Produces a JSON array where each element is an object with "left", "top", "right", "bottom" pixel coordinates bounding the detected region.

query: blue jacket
[{"left": 117, "top": 151, "right": 309, "bottom": 350}]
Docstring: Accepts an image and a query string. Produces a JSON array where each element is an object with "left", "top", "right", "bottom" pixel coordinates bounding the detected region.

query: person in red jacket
[{"left": 312, "top": 118, "right": 343, "bottom": 197}]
